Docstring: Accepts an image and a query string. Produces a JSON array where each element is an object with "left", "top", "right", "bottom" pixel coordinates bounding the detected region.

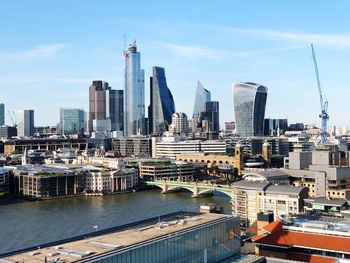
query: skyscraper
[
  {"left": 149, "top": 66, "right": 175, "bottom": 134},
  {"left": 106, "top": 89, "right": 123, "bottom": 132},
  {"left": 204, "top": 101, "right": 220, "bottom": 133},
  {"left": 233, "top": 82, "right": 268, "bottom": 137},
  {"left": 169, "top": 112, "right": 188, "bottom": 135},
  {"left": 124, "top": 41, "right": 145, "bottom": 136},
  {"left": 17, "top": 110, "right": 34, "bottom": 137},
  {"left": 0, "top": 103, "right": 4, "bottom": 126},
  {"left": 89, "top": 80, "right": 109, "bottom": 133},
  {"left": 60, "top": 108, "right": 85, "bottom": 135},
  {"left": 193, "top": 81, "right": 211, "bottom": 118}
]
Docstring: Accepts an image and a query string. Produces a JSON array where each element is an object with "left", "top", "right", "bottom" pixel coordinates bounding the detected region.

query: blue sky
[{"left": 1, "top": 0, "right": 350, "bottom": 128}]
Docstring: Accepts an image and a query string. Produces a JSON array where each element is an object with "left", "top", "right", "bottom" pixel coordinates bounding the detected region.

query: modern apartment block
[
  {"left": 0, "top": 167, "right": 10, "bottom": 195},
  {"left": 233, "top": 82, "right": 268, "bottom": 137},
  {"left": 16, "top": 109, "right": 34, "bottom": 137},
  {"left": 284, "top": 145, "right": 350, "bottom": 199},
  {"left": 231, "top": 180, "right": 308, "bottom": 228}
]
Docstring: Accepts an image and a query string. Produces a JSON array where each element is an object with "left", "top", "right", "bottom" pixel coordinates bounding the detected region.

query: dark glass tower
[
  {"left": 233, "top": 82, "right": 268, "bottom": 137},
  {"left": 106, "top": 89, "right": 124, "bottom": 132},
  {"left": 149, "top": 66, "right": 175, "bottom": 134}
]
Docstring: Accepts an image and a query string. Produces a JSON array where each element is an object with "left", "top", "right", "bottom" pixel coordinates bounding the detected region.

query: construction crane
[{"left": 311, "top": 43, "right": 329, "bottom": 144}]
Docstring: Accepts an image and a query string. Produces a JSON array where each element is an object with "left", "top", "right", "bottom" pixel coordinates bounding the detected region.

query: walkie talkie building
[{"left": 233, "top": 82, "right": 268, "bottom": 137}]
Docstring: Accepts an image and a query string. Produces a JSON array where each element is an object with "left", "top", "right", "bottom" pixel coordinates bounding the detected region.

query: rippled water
[{"left": 0, "top": 190, "right": 231, "bottom": 254}]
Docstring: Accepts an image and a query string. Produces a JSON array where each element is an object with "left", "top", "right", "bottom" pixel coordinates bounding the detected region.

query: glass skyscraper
[
  {"left": 60, "top": 108, "right": 85, "bottom": 135},
  {"left": 0, "top": 103, "right": 4, "bottom": 126},
  {"left": 89, "top": 80, "right": 109, "bottom": 134},
  {"left": 17, "top": 110, "right": 34, "bottom": 137},
  {"left": 106, "top": 89, "right": 123, "bottom": 132},
  {"left": 124, "top": 41, "right": 145, "bottom": 136},
  {"left": 149, "top": 66, "right": 175, "bottom": 134},
  {"left": 193, "top": 81, "right": 211, "bottom": 118},
  {"left": 233, "top": 82, "right": 268, "bottom": 137}
]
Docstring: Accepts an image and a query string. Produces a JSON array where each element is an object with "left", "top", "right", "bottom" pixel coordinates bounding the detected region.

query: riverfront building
[
  {"left": 149, "top": 66, "right": 175, "bottom": 134},
  {"left": 0, "top": 167, "right": 10, "bottom": 195},
  {"left": 2, "top": 212, "right": 241, "bottom": 263},
  {"left": 60, "top": 108, "right": 85, "bottom": 135},
  {"left": 124, "top": 41, "right": 145, "bottom": 136},
  {"left": 233, "top": 82, "right": 268, "bottom": 137},
  {"left": 16, "top": 109, "right": 34, "bottom": 137}
]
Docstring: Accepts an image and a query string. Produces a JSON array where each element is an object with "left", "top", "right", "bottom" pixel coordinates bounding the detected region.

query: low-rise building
[
  {"left": 252, "top": 215, "right": 350, "bottom": 262},
  {"left": 231, "top": 180, "right": 308, "bottom": 228},
  {"left": 303, "top": 197, "right": 349, "bottom": 217},
  {"left": 242, "top": 170, "right": 290, "bottom": 185},
  {"left": 0, "top": 167, "right": 10, "bottom": 195},
  {"left": 9, "top": 165, "right": 85, "bottom": 199}
]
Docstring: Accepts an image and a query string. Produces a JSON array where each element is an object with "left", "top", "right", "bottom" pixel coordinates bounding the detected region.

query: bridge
[{"left": 145, "top": 180, "right": 233, "bottom": 199}]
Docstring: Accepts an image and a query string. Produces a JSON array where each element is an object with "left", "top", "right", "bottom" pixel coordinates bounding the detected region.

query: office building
[
  {"left": 233, "top": 82, "right": 268, "bottom": 137},
  {"left": 202, "top": 101, "right": 220, "bottom": 133},
  {"left": 3, "top": 212, "right": 241, "bottom": 263},
  {"left": 0, "top": 167, "right": 10, "bottom": 195},
  {"left": 124, "top": 41, "right": 145, "bottom": 136},
  {"left": 112, "top": 137, "right": 151, "bottom": 157},
  {"left": 0, "top": 126, "right": 17, "bottom": 139},
  {"left": 0, "top": 103, "right": 4, "bottom": 126},
  {"left": 88, "top": 80, "right": 109, "bottom": 133},
  {"left": 253, "top": 215, "right": 350, "bottom": 262},
  {"left": 106, "top": 89, "right": 123, "bottom": 132},
  {"left": 264, "top": 118, "right": 288, "bottom": 136},
  {"left": 149, "top": 66, "right": 175, "bottom": 134},
  {"left": 16, "top": 109, "right": 34, "bottom": 137},
  {"left": 60, "top": 108, "right": 85, "bottom": 135},
  {"left": 193, "top": 81, "right": 211, "bottom": 118},
  {"left": 169, "top": 112, "right": 188, "bottom": 135}
]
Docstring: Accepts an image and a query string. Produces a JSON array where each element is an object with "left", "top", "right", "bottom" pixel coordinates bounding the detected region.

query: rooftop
[
  {"left": 265, "top": 185, "right": 307, "bottom": 195},
  {"left": 304, "top": 197, "right": 348, "bottom": 207},
  {"left": 231, "top": 180, "right": 271, "bottom": 190},
  {"left": 1, "top": 212, "right": 235, "bottom": 263}
]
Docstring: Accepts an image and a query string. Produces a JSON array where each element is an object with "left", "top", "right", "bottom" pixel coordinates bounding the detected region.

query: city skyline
[{"left": 1, "top": 1, "right": 350, "bottom": 127}]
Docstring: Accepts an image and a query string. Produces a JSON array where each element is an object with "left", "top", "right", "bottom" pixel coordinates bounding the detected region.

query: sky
[{"left": 1, "top": 0, "right": 350, "bottom": 128}]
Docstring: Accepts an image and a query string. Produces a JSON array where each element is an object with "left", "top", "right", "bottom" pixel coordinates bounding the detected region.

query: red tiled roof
[
  {"left": 288, "top": 253, "right": 336, "bottom": 263},
  {"left": 253, "top": 221, "right": 350, "bottom": 253}
]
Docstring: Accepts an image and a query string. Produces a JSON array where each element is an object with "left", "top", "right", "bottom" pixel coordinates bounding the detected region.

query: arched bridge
[{"left": 145, "top": 180, "right": 233, "bottom": 198}]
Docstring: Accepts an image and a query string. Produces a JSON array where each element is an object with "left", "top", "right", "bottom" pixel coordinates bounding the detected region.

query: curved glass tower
[
  {"left": 233, "top": 82, "right": 268, "bottom": 137},
  {"left": 124, "top": 41, "right": 145, "bottom": 136},
  {"left": 193, "top": 81, "right": 211, "bottom": 118},
  {"left": 150, "top": 66, "right": 175, "bottom": 134}
]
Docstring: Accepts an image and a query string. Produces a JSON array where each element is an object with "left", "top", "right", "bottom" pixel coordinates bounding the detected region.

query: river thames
[{"left": 0, "top": 190, "right": 231, "bottom": 254}]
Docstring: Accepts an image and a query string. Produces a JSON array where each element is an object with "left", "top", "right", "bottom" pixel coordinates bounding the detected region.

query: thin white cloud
[
  {"left": 157, "top": 42, "right": 304, "bottom": 60},
  {"left": 1, "top": 43, "right": 70, "bottom": 60}
]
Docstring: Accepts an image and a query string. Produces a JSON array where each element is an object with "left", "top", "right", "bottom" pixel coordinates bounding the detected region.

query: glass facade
[
  {"left": 204, "top": 101, "right": 220, "bottom": 133},
  {"left": 60, "top": 108, "right": 85, "bottom": 135},
  {"left": 16, "top": 109, "right": 34, "bottom": 137},
  {"left": 193, "top": 81, "right": 211, "bottom": 118},
  {"left": 106, "top": 89, "right": 124, "bottom": 132},
  {"left": 90, "top": 216, "right": 240, "bottom": 263},
  {"left": 124, "top": 41, "right": 145, "bottom": 136},
  {"left": 0, "top": 103, "right": 4, "bottom": 126},
  {"left": 233, "top": 82, "right": 268, "bottom": 137},
  {"left": 150, "top": 66, "right": 175, "bottom": 134}
]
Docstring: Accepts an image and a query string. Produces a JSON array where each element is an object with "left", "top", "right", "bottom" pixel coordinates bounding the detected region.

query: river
[{"left": 0, "top": 189, "right": 231, "bottom": 254}]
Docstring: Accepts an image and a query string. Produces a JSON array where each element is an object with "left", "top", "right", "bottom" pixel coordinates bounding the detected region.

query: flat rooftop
[{"left": 1, "top": 212, "right": 234, "bottom": 263}]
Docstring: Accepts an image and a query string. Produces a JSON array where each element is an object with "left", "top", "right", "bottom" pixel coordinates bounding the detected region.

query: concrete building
[
  {"left": 82, "top": 166, "right": 137, "bottom": 194},
  {"left": 10, "top": 165, "right": 85, "bottom": 199},
  {"left": 16, "top": 109, "right": 34, "bottom": 137},
  {"left": 169, "top": 112, "right": 188, "bottom": 135},
  {"left": 231, "top": 180, "right": 308, "bottom": 228},
  {"left": 253, "top": 215, "right": 350, "bottom": 262},
  {"left": 139, "top": 160, "right": 194, "bottom": 181},
  {"left": 2, "top": 212, "right": 241, "bottom": 263},
  {"left": 112, "top": 137, "right": 151, "bottom": 157},
  {"left": 0, "top": 103, "right": 4, "bottom": 126},
  {"left": 124, "top": 41, "right": 145, "bottom": 136},
  {"left": 60, "top": 108, "right": 85, "bottom": 135},
  {"left": 233, "top": 82, "right": 268, "bottom": 137},
  {"left": 284, "top": 146, "right": 350, "bottom": 199}
]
